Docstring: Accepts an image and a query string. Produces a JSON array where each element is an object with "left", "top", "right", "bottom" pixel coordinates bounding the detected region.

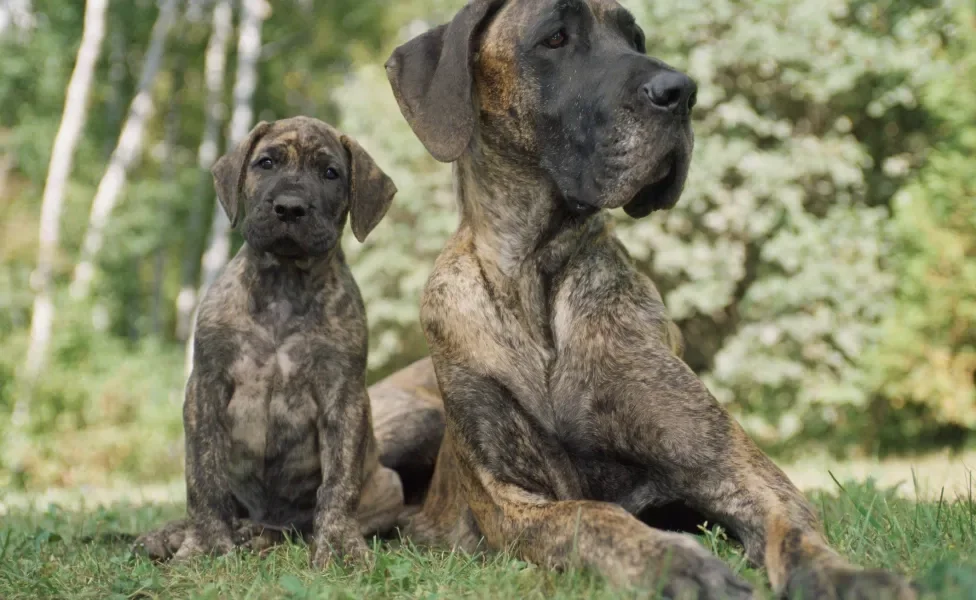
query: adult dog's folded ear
[
  {"left": 211, "top": 121, "right": 272, "bottom": 228},
  {"left": 385, "top": 0, "right": 504, "bottom": 163},
  {"left": 342, "top": 135, "right": 398, "bottom": 243}
]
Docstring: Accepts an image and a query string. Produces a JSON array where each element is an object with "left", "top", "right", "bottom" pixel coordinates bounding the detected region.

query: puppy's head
[
  {"left": 387, "top": 0, "right": 695, "bottom": 219},
  {"left": 212, "top": 116, "right": 397, "bottom": 259}
]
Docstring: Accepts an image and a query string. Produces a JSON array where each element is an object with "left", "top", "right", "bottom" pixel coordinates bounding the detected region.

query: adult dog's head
[
  {"left": 386, "top": 0, "right": 695, "bottom": 219},
  {"left": 211, "top": 116, "right": 396, "bottom": 259}
]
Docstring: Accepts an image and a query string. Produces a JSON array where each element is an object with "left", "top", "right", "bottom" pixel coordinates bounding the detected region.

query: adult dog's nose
[
  {"left": 642, "top": 71, "right": 697, "bottom": 115},
  {"left": 273, "top": 195, "right": 307, "bottom": 223}
]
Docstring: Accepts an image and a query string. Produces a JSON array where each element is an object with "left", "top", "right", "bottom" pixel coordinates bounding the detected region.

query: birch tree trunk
[
  {"left": 186, "top": 0, "right": 266, "bottom": 372},
  {"left": 174, "top": 0, "right": 232, "bottom": 341},
  {"left": 151, "top": 50, "right": 187, "bottom": 337},
  {"left": 22, "top": 0, "right": 108, "bottom": 387},
  {"left": 70, "top": 0, "right": 179, "bottom": 299},
  {"left": 197, "top": 0, "right": 265, "bottom": 296}
]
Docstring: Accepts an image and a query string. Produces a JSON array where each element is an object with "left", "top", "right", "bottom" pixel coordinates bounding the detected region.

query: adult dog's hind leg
[{"left": 369, "top": 358, "right": 445, "bottom": 505}]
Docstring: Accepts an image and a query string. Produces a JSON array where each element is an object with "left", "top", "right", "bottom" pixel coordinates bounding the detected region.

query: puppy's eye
[
  {"left": 257, "top": 157, "right": 274, "bottom": 170},
  {"left": 542, "top": 29, "right": 568, "bottom": 49},
  {"left": 324, "top": 167, "right": 340, "bottom": 180}
]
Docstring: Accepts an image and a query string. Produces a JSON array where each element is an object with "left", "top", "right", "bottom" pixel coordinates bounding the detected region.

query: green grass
[{"left": 1, "top": 479, "right": 975, "bottom": 599}]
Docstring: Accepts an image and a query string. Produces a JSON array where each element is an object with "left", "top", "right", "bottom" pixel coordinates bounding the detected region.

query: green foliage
[
  {"left": 0, "top": 0, "right": 974, "bottom": 488},
  {"left": 0, "top": 0, "right": 398, "bottom": 488},
  {"left": 0, "top": 480, "right": 974, "bottom": 598},
  {"left": 338, "top": 0, "right": 970, "bottom": 450},
  {"left": 621, "top": 0, "right": 947, "bottom": 445},
  {"left": 0, "top": 298, "right": 185, "bottom": 490},
  {"left": 867, "top": 3, "right": 976, "bottom": 436}
]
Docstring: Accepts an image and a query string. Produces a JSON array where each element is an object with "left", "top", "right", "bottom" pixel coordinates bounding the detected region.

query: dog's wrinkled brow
[
  {"left": 525, "top": 0, "right": 587, "bottom": 45},
  {"left": 313, "top": 147, "right": 339, "bottom": 161},
  {"left": 255, "top": 143, "right": 290, "bottom": 160},
  {"left": 607, "top": 7, "right": 635, "bottom": 27},
  {"left": 555, "top": 0, "right": 586, "bottom": 16},
  {"left": 606, "top": 7, "right": 643, "bottom": 48}
]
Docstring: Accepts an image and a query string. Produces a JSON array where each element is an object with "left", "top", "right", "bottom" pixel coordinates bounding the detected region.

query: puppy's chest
[{"left": 224, "top": 308, "right": 328, "bottom": 475}]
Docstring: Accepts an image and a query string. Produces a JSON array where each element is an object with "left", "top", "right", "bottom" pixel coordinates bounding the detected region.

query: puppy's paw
[
  {"left": 785, "top": 566, "right": 918, "bottom": 600},
  {"left": 232, "top": 521, "right": 288, "bottom": 556},
  {"left": 309, "top": 522, "right": 370, "bottom": 570},
  {"left": 131, "top": 519, "right": 187, "bottom": 562},
  {"left": 649, "top": 534, "right": 754, "bottom": 600},
  {"left": 171, "top": 521, "right": 235, "bottom": 562}
]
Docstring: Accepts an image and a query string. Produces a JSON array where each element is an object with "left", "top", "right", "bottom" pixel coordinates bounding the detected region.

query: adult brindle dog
[{"left": 379, "top": 1, "right": 918, "bottom": 598}]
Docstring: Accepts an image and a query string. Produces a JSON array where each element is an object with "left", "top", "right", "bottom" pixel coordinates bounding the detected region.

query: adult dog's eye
[
  {"left": 324, "top": 167, "right": 339, "bottom": 180},
  {"left": 542, "top": 29, "right": 568, "bottom": 49},
  {"left": 257, "top": 157, "right": 274, "bottom": 170}
]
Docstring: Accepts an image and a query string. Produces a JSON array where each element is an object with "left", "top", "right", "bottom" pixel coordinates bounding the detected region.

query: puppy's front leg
[
  {"left": 173, "top": 373, "right": 237, "bottom": 560},
  {"left": 309, "top": 375, "right": 373, "bottom": 569}
]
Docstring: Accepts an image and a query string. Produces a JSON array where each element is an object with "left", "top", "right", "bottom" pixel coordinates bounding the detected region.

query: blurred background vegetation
[{"left": 0, "top": 0, "right": 973, "bottom": 492}]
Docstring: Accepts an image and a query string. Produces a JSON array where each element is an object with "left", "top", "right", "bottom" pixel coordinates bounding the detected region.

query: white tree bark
[
  {"left": 22, "top": 0, "right": 108, "bottom": 387},
  {"left": 0, "top": 0, "right": 35, "bottom": 40},
  {"left": 174, "top": 0, "right": 232, "bottom": 341},
  {"left": 197, "top": 0, "right": 266, "bottom": 297},
  {"left": 186, "top": 0, "right": 266, "bottom": 373},
  {"left": 70, "top": 0, "right": 179, "bottom": 299},
  {"left": 151, "top": 51, "right": 187, "bottom": 337}
]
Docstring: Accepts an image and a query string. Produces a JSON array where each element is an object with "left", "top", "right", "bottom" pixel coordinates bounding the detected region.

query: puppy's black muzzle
[{"left": 273, "top": 194, "right": 308, "bottom": 224}]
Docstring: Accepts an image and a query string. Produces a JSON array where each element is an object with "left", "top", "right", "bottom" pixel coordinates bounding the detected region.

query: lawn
[{"left": 1, "top": 479, "right": 975, "bottom": 599}]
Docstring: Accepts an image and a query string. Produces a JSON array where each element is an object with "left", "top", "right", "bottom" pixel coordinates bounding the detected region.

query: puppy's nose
[
  {"left": 642, "top": 71, "right": 697, "bottom": 114},
  {"left": 273, "top": 195, "right": 307, "bottom": 223}
]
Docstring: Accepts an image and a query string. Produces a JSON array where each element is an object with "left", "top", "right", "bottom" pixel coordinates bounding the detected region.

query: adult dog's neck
[{"left": 454, "top": 143, "right": 607, "bottom": 287}]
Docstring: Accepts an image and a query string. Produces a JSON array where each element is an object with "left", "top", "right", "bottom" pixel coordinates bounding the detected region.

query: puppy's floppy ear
[
  {"left": 211, "top": 121, "right": 272, "bottom": 228},
  {"left": 342, "top": 134, "right": 397, "bottom": 243},
  {"left": 385, "top": 0, "right": 504, "bottom": 163}
]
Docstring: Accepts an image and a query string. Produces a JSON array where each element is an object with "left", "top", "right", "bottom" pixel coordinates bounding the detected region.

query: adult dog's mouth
[{"left": 623, "top": 153, "right": 687, "bottom": 219}]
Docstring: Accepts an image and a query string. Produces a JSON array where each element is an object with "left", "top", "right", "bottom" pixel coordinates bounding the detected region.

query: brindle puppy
[
  {"left": 383, "top": 1, "right": 918, "bottom": 598},
  {"left": 134, "top": 116, "right": 411, "bottom": 568}
]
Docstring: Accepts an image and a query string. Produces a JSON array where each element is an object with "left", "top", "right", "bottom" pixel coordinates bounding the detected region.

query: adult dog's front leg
[
  {"left": 481, "top": 485, "right": 753, "bottom": 598},
  {"left": 174, "top": 374, "right": 237, "bottom": 560},
  {"left": 435, "top": 363, "right": 753, "bottom": 599},
  {"left": 621, "top": 352, "right": 917, "bottom": 600},
  {"left": 691, "top": 424, "right": 918, "bottom": 600}
]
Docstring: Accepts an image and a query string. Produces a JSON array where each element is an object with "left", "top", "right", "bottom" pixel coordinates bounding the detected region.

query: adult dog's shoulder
[{"left": 420, "top": 228, "right": 493, "bottom": 356}]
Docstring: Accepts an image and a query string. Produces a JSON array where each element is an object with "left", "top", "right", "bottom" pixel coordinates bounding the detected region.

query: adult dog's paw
[
  {"left": 650, "top": 534, "right": 755, "bottom": 600},
  {"left": 785, "top": 565, "right": 918, "bottom": 600}
]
